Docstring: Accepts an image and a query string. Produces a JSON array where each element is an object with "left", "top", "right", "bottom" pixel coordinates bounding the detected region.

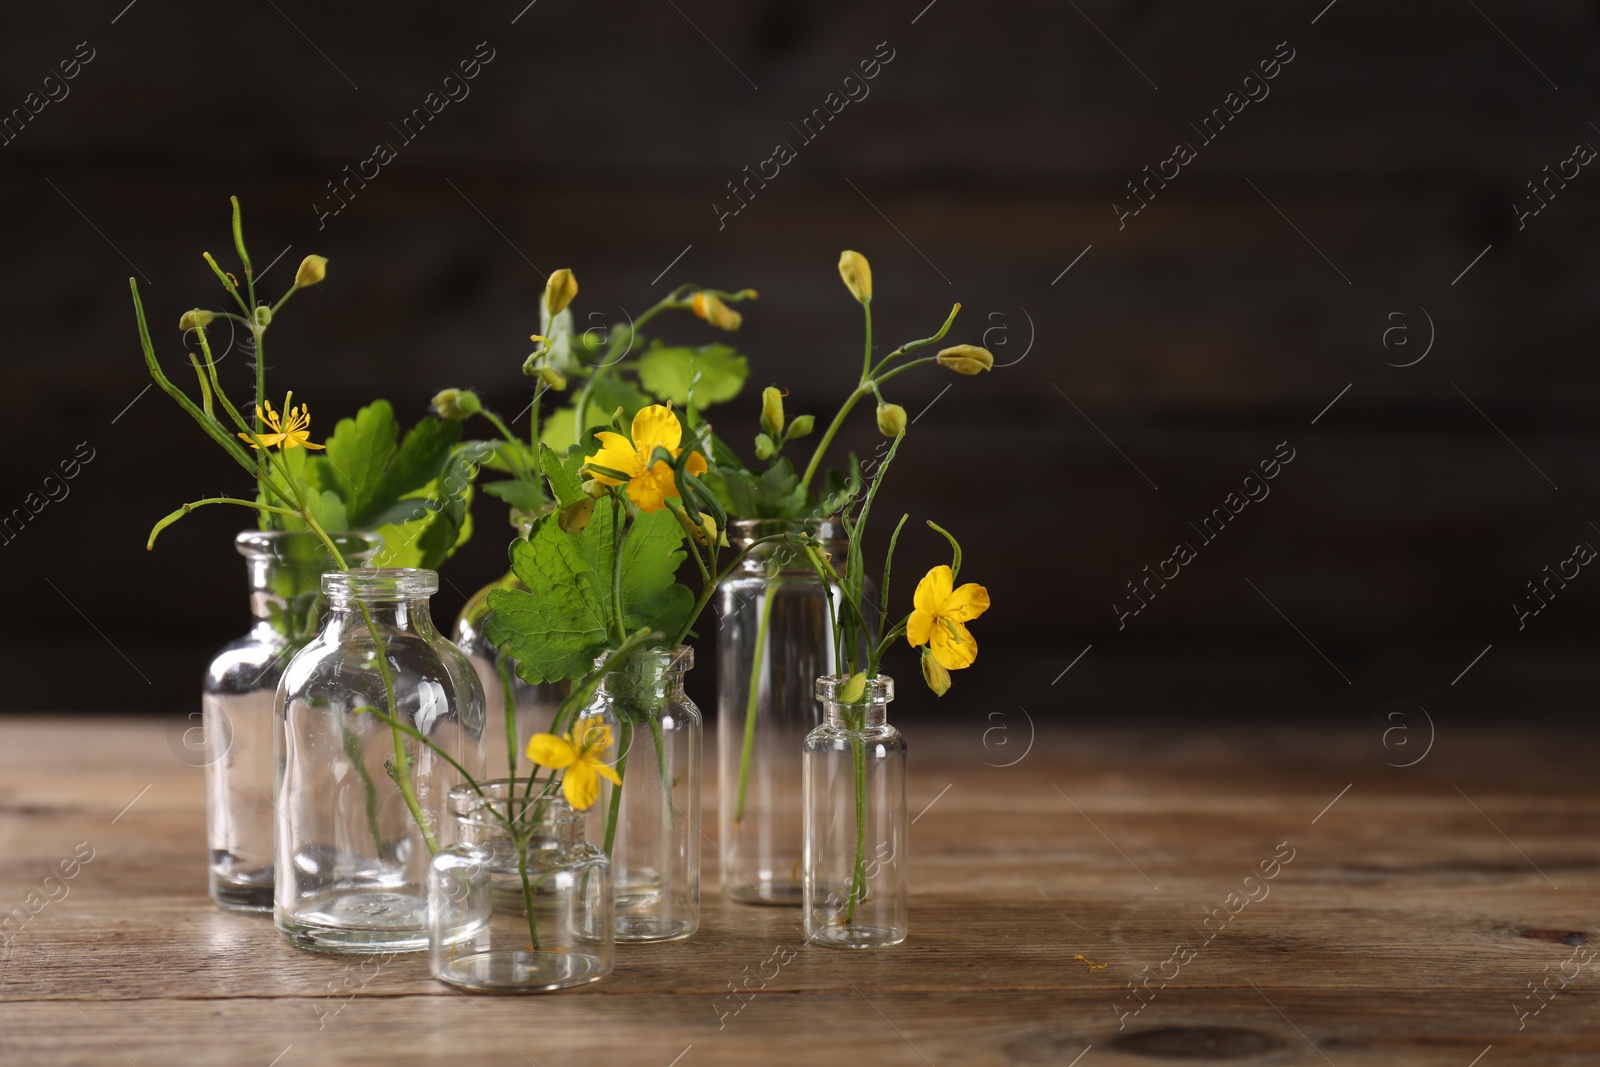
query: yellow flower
[
  {"left": 583, "top": 403, "right": 708, "bottom": 513},
  {"left": 691, "top": 291, "right": 742, "bottom": 331},
  {"left": 935, "top": 344, "right": 994, "bottom": 375},
  {"left": 526, "top": 717, "right": 622, "bottom": 811},
  {"left": 838, "top": 250, "right": 872, "bottom": 303},
  {"left": 906, "top": 565, "right": 990, "bottom": 671},
  {"left": 544, "top": 269, "right": 579, "bottom": 315},
  {"left": 237, "top": 394, "right": 325, "bottom": 451}
]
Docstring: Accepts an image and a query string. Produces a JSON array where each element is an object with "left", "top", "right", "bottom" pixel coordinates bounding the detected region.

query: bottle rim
[
  {"left": 235, "top": 529, "right": 384, "bottom": 562},
  {"left": 815, "top": 673, "right": 895, "bottom": 704},
  {"left": 321, "top": 567, "right": 438, "bottom": 600}
]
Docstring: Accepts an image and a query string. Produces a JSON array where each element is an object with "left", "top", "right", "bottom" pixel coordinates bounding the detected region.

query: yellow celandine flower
[
  {"left": 526, "top": 717, "right": 622, "bottom": 811},
  {"left": 237, "top": 394, "right": 325, "bottom": 451},
  {"left": 583, "top": 403, "right": 708, "bottom": 513},
  {"left": 906, "top": 564, "right": 990, "bottom": 671}
]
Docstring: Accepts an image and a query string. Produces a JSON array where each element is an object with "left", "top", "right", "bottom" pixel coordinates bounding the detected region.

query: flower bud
[
  {"left": 935, "top": 343, "right": 994, "bottom": 375},
  {"left": 837, "top": 250, "right": 872, "bottom": 303},
  {"left": 559, "top": 498, "right": 596, "bottom": 534},
  {"left": 431, "top": 388, "right": 482, "bottom": 420},
  {"left": 691, "top": 511, "right": 725, "bottom": 547},
  {"left": 786, "top": 413, "right": 815, "bottom": 439},
  {"left": 581, "top": 478, "right": 607, "bottom": 499},
  {"left": 760, "top": 386, "right": 785, "bottom": 438},
  {"left": 876, "top": 401, "right": 907, "bottom": 438},
  {"left": 691, "top": 291, "right": 742, "bottom": 331},
  {"left": 178, "top": 309, "right": 214, "bottom": 332},
  {"left": 840, "top": 672, "right": 867, "bottom": 705},
  {"left": 538, "top": 366, "right": 568, "bottom": 391},
  {"left": 294, "top": 255, "right": 328, "bottom": 288},
  {"left": 920, "top": 648, "right": 951, "bottom": 697},
  {"left": 544, "top": 269, "right": 578, "bottom": 316},
  {"left": 754, "top": 433, "right": 776, "bottom": 461},
  {"left": 253, "top": 306, "right": 273, "bottom": 328}
]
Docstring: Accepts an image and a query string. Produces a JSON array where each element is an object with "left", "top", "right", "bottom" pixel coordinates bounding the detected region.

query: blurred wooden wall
[{"left": 2, "top": 0, "right": 1598, "bottom": 726}]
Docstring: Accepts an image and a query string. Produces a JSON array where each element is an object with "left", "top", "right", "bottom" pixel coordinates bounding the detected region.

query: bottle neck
[
  {"left": 325, "top": 597, "right": 438, "bottom": 638},
  {"left": 731, "top": 518, "right": 848, "bottom": 578},
  {"left": 823, "top": 701, "right": 889, "bottom": 729},
  {"left": 238, "top": 531, "right": 381, "bottom": 643}
]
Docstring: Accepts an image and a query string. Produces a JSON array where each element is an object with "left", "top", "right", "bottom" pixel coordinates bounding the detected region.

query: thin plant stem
[
  {"left": 515, "top": 827, "right": 541, "bottom": 951},
  {"left": 733, "top": 580, "right": 779, "bottom": 825}
]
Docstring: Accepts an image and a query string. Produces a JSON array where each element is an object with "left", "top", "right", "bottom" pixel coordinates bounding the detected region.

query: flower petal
[
  {"left": 685, "top": 450, "right": 708, "bottom": 479},
  {"left": 930, "top": 618, "right": 978, "bottom": 671},
  {"left": 562, "top": 763, "right": 600, "bottom": 810},
  {"left": 626, "top": 463, "right": 674, "bottom": 513},
  {"left": 585, "top": 432, "right": 640, "bottom": 486},
  {"left": 942, "top": 583, "right": 990, "bottom": 623},
  {"left": 913, "top": 566, "right": 954, "bottom": 615},
  {"left": 631, "top": 404, "right": 683, "bottom": 454},
  {"left": 589, "top": 759, "right": 623, "bottom": 787},
  {"left": 905, "top": 608, "right": 934, "bottom": 648},
  {"left": 525, "top": 733, "right": 578, "bottom": 770}
]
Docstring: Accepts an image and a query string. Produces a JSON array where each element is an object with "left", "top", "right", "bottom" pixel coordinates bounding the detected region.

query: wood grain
[{"left": 0, "top": 717, "right": 1595, "bottom": 1065}]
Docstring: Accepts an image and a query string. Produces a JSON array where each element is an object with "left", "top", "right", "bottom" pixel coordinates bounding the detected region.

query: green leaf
[
  {"left": 636, "top": 342, "right": 748, "bottom": 409},
  {"left": 319, "top": 401, "right": 399, "bottom": 523},
  {"left": 483, "top": 479, "right": 548, "bottom": 513},
  {"left": 539, "top": 407, "right": 578, "bottom": 453},
  {"left": 616, "top": 508, "right": 692, "bottom": 639},
  {"left": 586, "top": 374, "right": 654, "bottom": 429},
  {"left": 362, "top": 417, "right": 461, "bottom": 526},
  {"left": 486, "top": 514, "right": 613, "bottom": 684},
  {"left": 541, "top": 443, "right": 585, "bottom": 507}
]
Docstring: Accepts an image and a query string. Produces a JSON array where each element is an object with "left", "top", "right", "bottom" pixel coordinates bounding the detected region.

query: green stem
[
  {"left": 341, "top": 721, "right": 386, "bottom": 853},
  {"left": 515, "top": 829, "right": 541, "bottom": 950},
  {"left": 498, "top": 654, "right": 519, "bottom": 783},
  {"left": 610, "top": 496, "right": 628, "bottom": 644},
  {"left": 846, "top": 724, "right": 867, "bottom": 924},
  {"left": 603, "top": 721, "right": 633, "bottom": 856},
  {"left": 798, "top": 385, "right": 870, "bottom": 494},
  {"left": 359, "top": 597, "right": 439, "bottom": 857},
  {"left": 733, "top": 580, "right": 779, "bottom": 825}
]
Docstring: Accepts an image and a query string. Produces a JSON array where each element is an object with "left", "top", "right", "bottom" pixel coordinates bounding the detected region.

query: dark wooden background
[{"left": 3, "top": 0, "right": 1598, "bottom": 729}]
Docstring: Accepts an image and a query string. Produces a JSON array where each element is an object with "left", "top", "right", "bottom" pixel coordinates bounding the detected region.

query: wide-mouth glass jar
[{"left": 429, "top": 781, "right": 613, "bottom": 992}]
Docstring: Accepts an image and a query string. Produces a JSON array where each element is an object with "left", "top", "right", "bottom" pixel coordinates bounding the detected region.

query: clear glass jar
[
  {"left": 203, "top": 530, "right": 382, "bottom": 912},
  {"left": 803, "top": 675, "right": 907, "bottom": 948},
  {"left": 716, "top": 519, "right": 865, "bottom": 906},
  {"left": 454, "top": 513, "right": 567, "bottom": 780},
  {"left": 587, "top": 646, "right": 701, "bottom": 942},
  {"left": 276, "top": 568, "right": 487, "bottom": 953},
  {"left": 429, "top": 781, "right": 613, "bottom": 992}
]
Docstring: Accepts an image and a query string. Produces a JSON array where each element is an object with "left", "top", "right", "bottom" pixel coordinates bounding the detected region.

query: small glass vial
[
  {"left": 587, "top": 646, "right": 701, "bottom": 942},
  {"left": 454, "top": 511, "right": 566, "bottom": 779},
  {"left": 803, "top": 675, "right": 907, "bottom": 948},
  {"left": 203, "top": 530, "right": 382, "bottom": 912},
  {"left": 429, "top": 781, "right": 613, "bottom": 992},
  {"left": 716, "top": 519, "right": 852, "bottom": 906},
  {"left": 276, "top": 568, "right": 487, "bottom": 954}
]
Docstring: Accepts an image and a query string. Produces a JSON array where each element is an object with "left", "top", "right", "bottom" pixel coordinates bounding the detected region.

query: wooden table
[{"left": 1, "top": 718, "right": 1595, "bottom": 1065}]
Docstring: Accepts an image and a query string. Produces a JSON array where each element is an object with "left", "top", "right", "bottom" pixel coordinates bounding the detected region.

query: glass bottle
[
  {"left": 588, "top": 646, "right": 700, "bottom": 942},
  {"left": 202, "top": 530, "right": 382, "bottom": 913},
  {"left": 276, "top": 568, "right": 487, "bottom": 953},
  {"left": 429, "top": 781, "right": 613, "bottom": 992},
  {"left": 803, "top": 675, "right": 907, "bottom": 948},
  {"left": 454, "top": 556, "right": 566, "bottom": 781},
  {"left": 716, "top": 519, "right": 863, "bottom": 905}
]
